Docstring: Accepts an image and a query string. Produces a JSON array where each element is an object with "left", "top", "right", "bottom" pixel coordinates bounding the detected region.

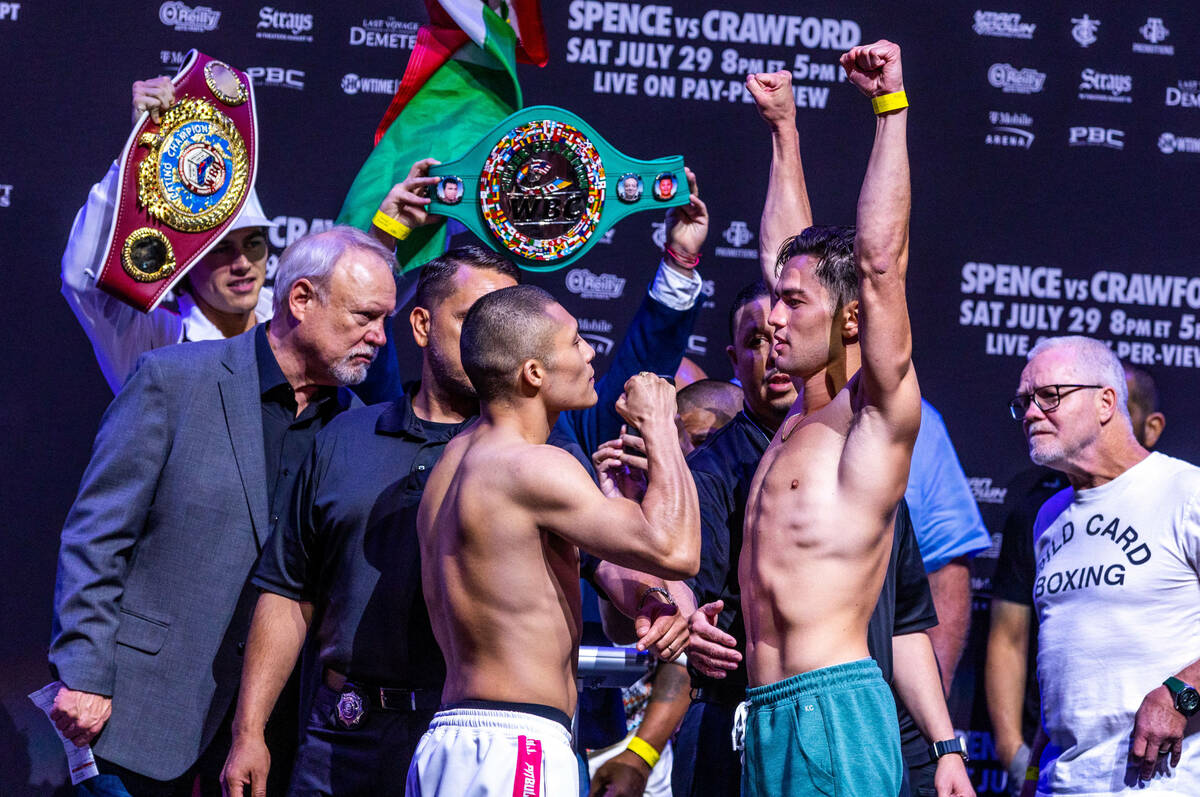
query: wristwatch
[
  {"left": 931, "top": 737, "right": 969, "bottom": 763},
  {"left": 1164, "top": 676, "right": 1200, "bottom": 717}
]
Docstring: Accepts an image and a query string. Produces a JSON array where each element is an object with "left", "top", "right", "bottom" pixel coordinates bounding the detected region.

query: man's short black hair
[
  {"left": 461, "top": 285, "right": 560, "bottom": 402},
  {"left": 775, "top": 225, "right": 858, "bottom": 311},
  {"left": 728, "top": 280, "right": 771, "bottom": 344},
  {"left": 677, "top": 379, "right": 743, "bottom": 422},
  {"left": 1123, "top": 363, "right": 1161, "bottom": 415},
  {"left": 414, "top": 245, "right": 521, "bottom": 310}
]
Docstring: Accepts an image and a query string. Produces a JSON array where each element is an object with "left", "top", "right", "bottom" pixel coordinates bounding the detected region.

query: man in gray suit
[{"left": 48, "top": 226, "right": 397, "bottom": 795}]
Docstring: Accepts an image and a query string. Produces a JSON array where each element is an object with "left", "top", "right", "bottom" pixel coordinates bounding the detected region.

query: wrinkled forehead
[
  {"left": 1019, "top": 348, "right": 1079, "bottom": 391},
  {"left": 733, "top": 295, "right": 771, "bottom": 333}
]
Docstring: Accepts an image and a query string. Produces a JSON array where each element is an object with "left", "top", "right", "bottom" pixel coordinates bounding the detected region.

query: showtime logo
[
  {"left": 159, "top": 1, "right": 220, "bottom": 32},
  {"left": 341, "top": 74, "right": 399, "bottom": 95},
  {"left": 257, "top": 7, "right": 313, "bottom": 42},
  {"left": 987, "top": 63, "right": 1045, "bottom": 95},
  {"left": 1158, "top": 133, "right": 1200, "bottom": 155},
  {"left": 566, "top": 268, "right": 626, "bottom": 300}
]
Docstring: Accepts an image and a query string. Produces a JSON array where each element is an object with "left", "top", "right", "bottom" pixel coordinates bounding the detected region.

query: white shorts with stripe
[{"left": 405, "top": 707, "right": 578, "bottom": 797}]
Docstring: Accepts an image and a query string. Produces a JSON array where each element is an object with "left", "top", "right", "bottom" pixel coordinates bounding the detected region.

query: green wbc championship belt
[{"left": 427, "top": 106, "right": 687, "bottom": 271}]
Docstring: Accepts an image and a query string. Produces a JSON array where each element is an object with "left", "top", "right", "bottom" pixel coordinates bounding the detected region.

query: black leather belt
[
  {"left": 691, "top": 684, "right": 747, "bottom": 707},
  {"left": 324, "top": 668, "right": 441, "bottom": 714}
]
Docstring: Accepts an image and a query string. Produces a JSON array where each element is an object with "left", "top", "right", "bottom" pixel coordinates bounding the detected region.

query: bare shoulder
[{"left": 507, "top": 444, "right": 596, "bottom": 504}]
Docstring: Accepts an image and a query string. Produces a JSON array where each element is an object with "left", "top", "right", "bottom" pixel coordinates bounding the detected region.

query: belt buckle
[
  {"left": 333, "top": 687, "right": 367, "bottom": 729},
  {"left": 378, "top": 687, "right": 416, "bottom": 712}
]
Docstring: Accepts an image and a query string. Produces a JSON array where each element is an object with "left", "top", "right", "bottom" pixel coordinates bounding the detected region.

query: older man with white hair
[
  {"left": 1014, "top": 335, "right": 1200, "bottom": 796},
  {"left": 48, "top": 227, "right": 396, "bottom": 795}
]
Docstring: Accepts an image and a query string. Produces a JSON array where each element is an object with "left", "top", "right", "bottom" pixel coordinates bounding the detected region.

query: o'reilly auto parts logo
[
  {"left": 988, "top": 63, "right": 1045, "bottom": 95},
  {"left": 349, "top": 16, "right": 419, "bottom": 49},
  {"left": 1166, "top": 80, "right": 1200, "bottom": 109},
  {"left": 1069, "top": 126, "right": 1124, "bottom": 150},
  {"left": 257, "top": 7, "right": 313, "bottom": 42},
  {"left": 972, "top": 11, "right": 1035, "bottom": 39},
  {"left": 986, "top": 110, "right": 1033, "bottom": 149},
  {"left": 159, "top": 1, "right": 220, "bottom": 32},
  {"left": 1158, "top": 132, "right": 1200, "bottom": 155},
  {"left": 341, "top": 74, "right": 400, "bottom": 96},
  {"left": 566, "top": 268, "right": 626, "bottom": 300},
  {"left": 1077, "top": 69, "right": 1132, "bottom": 104}
]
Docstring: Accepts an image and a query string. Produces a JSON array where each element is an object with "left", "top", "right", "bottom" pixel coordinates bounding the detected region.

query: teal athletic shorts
[{"left": 740, "top": 658, "right": 902, "bottom": 797}]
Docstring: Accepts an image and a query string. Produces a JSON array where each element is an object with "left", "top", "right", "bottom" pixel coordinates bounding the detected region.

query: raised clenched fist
[
  {"left": 746, "top": 71, "right": 795, "bottom": 129},
  {"left": 839, "top": 40, "right": 904, "bottom": 99},
  {"left": 615, "top": 372, "right": 677, "bottom": 434}
]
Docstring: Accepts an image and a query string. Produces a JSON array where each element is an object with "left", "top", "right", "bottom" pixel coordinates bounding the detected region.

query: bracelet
[
  {"left": 664, "top": 245, "right": 700, "bottom": 268},
  {"left": 1025, "top": 765, "right": 1039, "bottom": 781},
  {"left": 871, "top": 90, "right": 909, "bottom": 115},
  {"left": 626, "top": 735, "right": 661, "bottom": 769},
  {"left": 637, "top": 586, "right": 675, "bottom": 611},
  {"left": 372, "top": 209, "right": 412, "bottom": 241}
]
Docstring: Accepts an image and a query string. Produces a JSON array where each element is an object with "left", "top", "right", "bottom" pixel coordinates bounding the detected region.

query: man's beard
[
  {"left": 428, "top": 343, "right": 477, "bottom": 400},
  {"left": 330, "top": 346, "right": 379, "bottom": 386}
]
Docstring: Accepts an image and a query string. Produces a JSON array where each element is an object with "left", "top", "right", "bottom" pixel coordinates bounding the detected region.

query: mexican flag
[{"left": 336, "top": 0, "right": 547, "bottom": 271}]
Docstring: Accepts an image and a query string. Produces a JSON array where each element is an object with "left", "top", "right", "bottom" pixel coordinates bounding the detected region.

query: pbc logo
[
  {"left": 1069, "top": 126, "right": 1124, "bottom": 150},
  {"left": 722, "top": 220, "right": 754, "bottom": 248},
  {"left": 0, "top": 3, "right": 20, "bottom": 21},
  {"left": 247, "top": 67, "right": 305, "bottom": 90},
  {"left": 687, "top": 334, "right": 708, "bottom": 356}
]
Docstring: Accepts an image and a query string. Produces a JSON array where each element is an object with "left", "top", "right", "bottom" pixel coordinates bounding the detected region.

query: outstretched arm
[
  {"left": 841, "top": 40, "right": 919, "bottom": 432},
  {"left": 748, "top": 71, "right": 812, "bottom": 292}
]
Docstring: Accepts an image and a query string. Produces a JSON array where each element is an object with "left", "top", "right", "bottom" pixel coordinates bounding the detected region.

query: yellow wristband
[
  {"left": 372, "top": 210, "right": 411, "bottom": 241},
  {"left": 871, "top": 90, "right": 909, "bottom": 115},
  {"left": 626, "top": 735, "right": 661, "bottom": 769},
  {"left": 1025, "top": 765, "right": 1039, "bottom": 781}
]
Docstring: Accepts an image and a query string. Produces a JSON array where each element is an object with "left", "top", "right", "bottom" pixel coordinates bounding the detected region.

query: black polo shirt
[
  {"left": 254, "top": 324, "right": 347, "bottom": 529},
  {"left": 686, "top": 407, "right": 939, "bottom": 764},
  {"left": 252, "top": 388, "right": 469, "bottom": 686}
]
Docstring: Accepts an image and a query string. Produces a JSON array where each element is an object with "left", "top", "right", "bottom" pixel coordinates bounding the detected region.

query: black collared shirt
[
  {"left": 254, "top": 325, "right": 345, "bottom": 529},
  {"left": 252, "top": 386, "right": 469, "bottom": 686}
]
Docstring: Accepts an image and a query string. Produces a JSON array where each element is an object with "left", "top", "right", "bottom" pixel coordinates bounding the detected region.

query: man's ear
[
  {"left": 1142, "top": 411, "right": 1166, "bottom": 449},
  {"left": 1097, "top": 386, "right": 1119, "bottom": 423},
  {"left": 520, "top": 358, "right": 545, "bottom": 393},
  {"left": 288, "top": 278, "right": 318, "bottom": 322},
  {"left": 841, "top": 299, "right": 860, "bottom": 343},
  {"left": 410, "top": 306, "right": 431, "bottom": 349},
  {"left": 726, "top": 344, "right": 738, "bottom": 370}
]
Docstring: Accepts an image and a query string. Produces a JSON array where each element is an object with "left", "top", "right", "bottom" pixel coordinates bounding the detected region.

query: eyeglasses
[{"left": 1008, "top": 384, "right": 1103, "bottom": 420}]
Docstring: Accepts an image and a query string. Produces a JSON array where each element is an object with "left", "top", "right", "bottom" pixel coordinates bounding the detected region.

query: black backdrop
[{"left": 3, "top": 2, "right": 1199, "bottom": 792}]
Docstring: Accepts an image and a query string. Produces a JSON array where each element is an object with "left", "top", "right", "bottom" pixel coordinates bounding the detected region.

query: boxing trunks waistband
[{"left": 442, "top": 699, "right": 573, "bottom": 735}]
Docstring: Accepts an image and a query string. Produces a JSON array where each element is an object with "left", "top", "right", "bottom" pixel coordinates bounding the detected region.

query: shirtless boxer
[
  {"left": 406, "top": 285, "right": 700, "bottom": 796},
  {"left": 735, "top": 40, "right": 919, "bottom": 797}
]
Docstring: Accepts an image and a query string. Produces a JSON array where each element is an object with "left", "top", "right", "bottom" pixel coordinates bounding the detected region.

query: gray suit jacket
[{"left": 50, "top": 328, "right": 355, "bottom": 780}]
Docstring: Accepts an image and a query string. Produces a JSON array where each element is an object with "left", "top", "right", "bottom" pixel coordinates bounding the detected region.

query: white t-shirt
[{"left": 1033, "top": 452, "right": 1200, "bottom": 796}]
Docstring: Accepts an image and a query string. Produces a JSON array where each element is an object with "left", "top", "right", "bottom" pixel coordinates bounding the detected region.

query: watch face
[{"left": 1179, "top": 688, "right": 1200, "bottom": 715}]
